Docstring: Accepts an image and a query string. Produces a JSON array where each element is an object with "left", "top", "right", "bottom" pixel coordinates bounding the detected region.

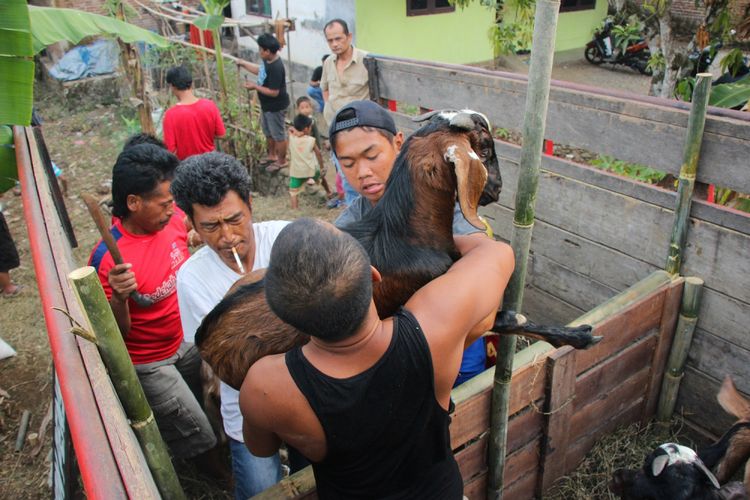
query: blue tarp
[{"left": 48, "top": 39, "right": 119, "bottom": 82}]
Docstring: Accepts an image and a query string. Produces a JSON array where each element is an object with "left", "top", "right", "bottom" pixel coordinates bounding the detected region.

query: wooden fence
[
  {"left": 366, "top": 55, "right": 750, "bottom": 440},
  {"left": 258, "top": 271, "right": 683, "bottom": 498}
]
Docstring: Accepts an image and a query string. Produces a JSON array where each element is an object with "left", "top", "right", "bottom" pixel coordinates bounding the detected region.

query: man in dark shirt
[
  {"left": 239, "top": 34, "right": 290, "bottom": 171},
  {"left": 239, "top": 218, "right": 514, "bottom": 498}
]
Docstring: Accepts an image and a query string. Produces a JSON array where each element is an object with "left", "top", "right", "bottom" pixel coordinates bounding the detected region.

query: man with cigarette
[
  {"left": 172, "top": 152, "right": 288, "bottom": 499},
  {"left": 88, "top": 143, "right": 220, "bottom": 473}
]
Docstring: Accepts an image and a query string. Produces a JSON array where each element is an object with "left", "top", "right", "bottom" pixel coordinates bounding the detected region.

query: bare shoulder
[{"left": 240, "top": 353, "right": 291, "bottom": 421}]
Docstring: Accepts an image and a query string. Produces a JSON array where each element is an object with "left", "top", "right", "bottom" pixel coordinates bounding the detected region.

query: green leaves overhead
[
  {"left": 709, "top": 76, "right": 750, "bottom": 109},
  {"left": 27, "top": 6, "right": 171, "bottom": 54},
  {"left": 0, "top": 1, "right": 33, "bottom": 58},
  {"left": 193, "top": 15, "right": 224, "bottom": 31}
]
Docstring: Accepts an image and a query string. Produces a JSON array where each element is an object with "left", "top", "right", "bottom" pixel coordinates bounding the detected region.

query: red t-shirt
[
  {"left": 89, "top": 214, "right": 189, "bottom": 364},
  {"left": 163, "top": 99, "right": 226, "bottom": 160}
]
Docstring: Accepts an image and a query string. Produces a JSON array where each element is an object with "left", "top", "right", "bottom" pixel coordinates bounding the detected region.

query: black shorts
[{"left": 0, "top": 212, "right": 20, "bottom": 273}]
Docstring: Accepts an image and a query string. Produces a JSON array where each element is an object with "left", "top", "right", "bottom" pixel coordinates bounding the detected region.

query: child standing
[
  {"left": 295, "top": 96, "right": 333, "bottom": 197},
  {"left": 288, "top": 114, "right": 326, "bottom": 210}
]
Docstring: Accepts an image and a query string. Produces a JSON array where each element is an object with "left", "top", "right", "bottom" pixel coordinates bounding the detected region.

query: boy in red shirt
[
  {"left": 163, "top": 66, "right": 226, "bottom": 160},
  {"left": 88, "top": 143, "right": 217, "bottom": 464}
]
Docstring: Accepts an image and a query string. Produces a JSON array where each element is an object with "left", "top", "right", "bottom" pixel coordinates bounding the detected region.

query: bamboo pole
[
  {"left": 487, "top": 2, "right": 560, "bottom": 498},
  {"left": 197, "top": 29, "right": 215, "bottom": 99},
  {"left": 68, "top": 267, "right": 186, "bottom": 500},
  {"left": 656, "top": 277, "right": 704, "bottom": 421},
  {"left": 665, "top": 73, "right": 712, "bottom": 275}
]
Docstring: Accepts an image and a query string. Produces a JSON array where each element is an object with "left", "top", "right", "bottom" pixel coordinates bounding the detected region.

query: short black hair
[
  {"left": 293, "top": 114, "right": 313, "bottom": 132},
  {"left": 124, "top": 133, "right": 166, "bottom": 150},
  {"left": 257, "top": 33, "right": 281, "bottom": 54},
  {"left": 265, "top": 218, "right": 372, "bottom": 342},
  {"left": 171, "top": 152, "right": 252, "bottom": 220},
  {"left": 111, "top": 144, "right": 179, "bottom": 219},
  {"left": 324, "top": 19, "right": 349, "bottom": 35},
  {"left": 296, "top": 95, "right": 313, "bottom": 107},
  {"left": 166, "top": 65, "right": 192, "bottom": 90},
  {"left": 311, "top": 65, "right": 323, "bottom": 82}
]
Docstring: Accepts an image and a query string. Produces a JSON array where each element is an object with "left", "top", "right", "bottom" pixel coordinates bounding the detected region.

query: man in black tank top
[{"left": 239, "top": 218, "right": 514, "bottom": 499}]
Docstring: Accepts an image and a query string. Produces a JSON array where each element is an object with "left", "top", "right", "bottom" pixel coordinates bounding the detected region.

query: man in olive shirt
[{"left": 321, "top": 18, "right": 370, "bottom": 205}]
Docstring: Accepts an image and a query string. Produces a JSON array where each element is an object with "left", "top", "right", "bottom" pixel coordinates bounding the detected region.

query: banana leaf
[
  {"left": 193, "top": 15, "right": 224, "bottom": 31},
  {"left": 709, "top": 75, "right": 750, "bottom": 109},
  {"left": 28, "top": 6, "right": 171, "bottom": 54},
  {"left": 0, "top": 0, "right": 33, "bottom": 125},
  {"left": 0, "top": 125, "right": 18, "bottom": 193}
]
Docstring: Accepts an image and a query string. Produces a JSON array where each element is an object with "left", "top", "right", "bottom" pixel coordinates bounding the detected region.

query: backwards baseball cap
[{"left": 329, "top": 100, "right": 397, "bottom": 139}]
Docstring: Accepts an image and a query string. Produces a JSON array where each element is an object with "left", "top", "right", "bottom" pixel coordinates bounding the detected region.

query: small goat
[
  {"left": 610, "top": 376, "right": 750, "bottom": 500},
  {"left": 196, "top": 110, "right": 596, "bottom": 390}
]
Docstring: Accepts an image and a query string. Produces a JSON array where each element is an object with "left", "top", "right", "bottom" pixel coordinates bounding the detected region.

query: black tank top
[{"left": 285, "top": 308, "right": 463, "bottom": 500}]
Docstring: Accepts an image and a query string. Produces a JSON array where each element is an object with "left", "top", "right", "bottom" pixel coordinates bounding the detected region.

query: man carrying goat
[{"left": 240, "top": 218, "right": 514, "bottom": 498}]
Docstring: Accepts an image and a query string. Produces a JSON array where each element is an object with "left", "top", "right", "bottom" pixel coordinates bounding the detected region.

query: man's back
[
  {"left": 163, "top": 99, "right": 225, "bottom": 160},
  {"left": 285, "top": 308, "right": 463, "bottom": 499}
]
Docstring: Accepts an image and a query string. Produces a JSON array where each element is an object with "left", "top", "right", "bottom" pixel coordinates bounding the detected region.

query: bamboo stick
[
  {"left": 68, "top": 267, "right": 186, "bottom": 500},
  {"left": 15, "top": 409, "right": 31, "bottom": 452},
  {"left": 656, "top": 277, "right": 704, "bottom": 421},
  {"left": 665, "top": 74, "right": 712, "bottom": 275},
  {"left": 197, "top": 29, "right": 215, "bottom": 99},
  {"left": 487, "top": 2, "right": 560, "bottom": 498}
]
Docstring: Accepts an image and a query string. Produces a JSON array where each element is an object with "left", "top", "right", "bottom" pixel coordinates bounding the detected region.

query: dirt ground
[{"left": 0, "top": 57, "right": 665, "bottom": 499}]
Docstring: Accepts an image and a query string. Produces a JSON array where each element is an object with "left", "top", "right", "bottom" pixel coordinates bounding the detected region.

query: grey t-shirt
[{"left": 334, "top": 196, "right": 484, "bottom": 235}]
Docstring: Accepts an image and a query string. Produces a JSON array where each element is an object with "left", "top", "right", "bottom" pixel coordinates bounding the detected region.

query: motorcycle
[{"left": 585, "top": 19, "right": 653, "bottom": 76}]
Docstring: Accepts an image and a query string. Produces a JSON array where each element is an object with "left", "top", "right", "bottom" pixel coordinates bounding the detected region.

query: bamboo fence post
[
  {"left": 68, "top": 267, "right": 186, "bottom": 500},
  {"left": 487, "top": 1, "right": 560, "bottom": 498},
  {"left": 665, "top": 73, "right": 712, "bottom": 276},
  {"left": 656, "top": 277, "right": 704, "bottom": 421},
  {"left": 197, "top": 29, "right": 216, "bottom": 99}
]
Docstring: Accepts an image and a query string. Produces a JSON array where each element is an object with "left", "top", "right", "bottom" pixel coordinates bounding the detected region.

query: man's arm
[
  {"left": 405, "top": 235, "right": 514, "bottom": 405},
  {"left": 240, "top": 358, "right": 283, "bottom": 457},
  {"left": 107, "top": 263, "right": 137, "bottom": 336},
  {"left": 237, "top": 59, "right": 260, "bottom": 75}
]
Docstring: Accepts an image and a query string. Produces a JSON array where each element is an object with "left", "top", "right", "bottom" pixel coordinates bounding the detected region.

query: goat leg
[{"left": 490, "top": 310, "right": 601, "bottom": 350}]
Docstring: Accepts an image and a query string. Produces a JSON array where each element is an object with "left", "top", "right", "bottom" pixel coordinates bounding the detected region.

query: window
[
  {"left": 406, "top": 0, "right": 456, "bottom": 16},
  {"left": 559, "top": 0, "right": 595, "bottom": 12},
  {"left": 246, "top": 0, "right": 271, "bottom": 17}
]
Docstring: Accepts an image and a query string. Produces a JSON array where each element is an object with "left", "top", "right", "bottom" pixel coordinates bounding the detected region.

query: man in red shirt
[
  {"left": 88, "top": 143, "right": 217, "bottom": 464},
  {"left": 163, "top": 65, "right": 226, "bottom": 160}
]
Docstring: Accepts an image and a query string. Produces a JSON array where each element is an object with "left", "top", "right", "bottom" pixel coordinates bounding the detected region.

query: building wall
[
  {"left": 555, "top": 1, "right": 609, "bottom": 54},
  {"left": 231, "top": 0, "right": 355, "bottom": 69},
  {"left": 355, "top": 0, "right": 496, "bottom": 64}
]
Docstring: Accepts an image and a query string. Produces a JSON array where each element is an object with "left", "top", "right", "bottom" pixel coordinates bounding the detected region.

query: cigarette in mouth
[{"left": 231, "top": 246, "right": 245, "bottom": 274}]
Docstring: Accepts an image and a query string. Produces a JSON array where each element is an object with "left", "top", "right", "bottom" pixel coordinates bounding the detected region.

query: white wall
[{"left": 229, "top": 0, "right": 356, "bottom": 69}]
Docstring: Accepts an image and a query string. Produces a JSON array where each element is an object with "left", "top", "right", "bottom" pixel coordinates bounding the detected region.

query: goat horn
[
  {"left": 696, "top": 459, "right": 722, "bottom": 489},
  {"left": 449, "top": 112, "right": 475, "bottom": 130}
]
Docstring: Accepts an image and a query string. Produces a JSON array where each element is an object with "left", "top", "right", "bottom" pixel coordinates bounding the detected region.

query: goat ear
[
  {"left": 718, "top": 376, "right": 750, "bottom": 421},
  {"left": 651, "top": 455, "right": 670, "bottom": 476},
  {"left": 449, "top": 112, "right": 475, "bottom": 130},
  {"left": 696, "top": 459, "right": 722, "bottom": 489},
  {"left": 412, "top": 109, "right": 443, "bottom": 123}
]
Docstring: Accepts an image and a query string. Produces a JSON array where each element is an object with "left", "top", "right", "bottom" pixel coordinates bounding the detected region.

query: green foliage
[
  {"left": 674, "top": 77, "right": 694, "bottom": 101},
  {"left": 451, "top": 0, "right": 534, "bottom": 56},
  {"left": 0, "top": 0, "right": 33, "bottom": 125},
  {"left": 0, "top": 125, "right": 19, "bottom": 193},
  {"left": 103, "top": 0, "right": 137, "bottom": 20},
  {"left": 611, "top": 19, "right": 644, "bottom": 53},
  {"left": 647, "top": 51, "right": 665, "bottom": 73},
  {"left": 720, "top": 48, "right": 746, "bottom": 77},
  {"left": 591, "top": 155, "right": 667, "bottom": 184},
  {"left": 709, "top": 75, "right": 750, "bottom": 108}
]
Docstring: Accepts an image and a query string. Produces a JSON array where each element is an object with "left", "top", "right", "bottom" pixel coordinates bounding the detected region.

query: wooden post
[
  {"left": 656, "top": 277, "right": 704, "bottom": 421},
  {"left": 665, "top": 74, "right": 711, "bottom": 275},
  {"left": 538, "top": 346, "right": 576, "bottom": 492},
  {"left": 487, "top": 1, "right": 560, "bottom": 498},
  {"left": 68, "top": 267, "right": 186, "bottom": 500}
]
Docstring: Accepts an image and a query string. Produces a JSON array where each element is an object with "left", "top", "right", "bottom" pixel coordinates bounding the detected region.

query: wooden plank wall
[{"left": 369, "top": 55, "right": 750, "bottom": 439}]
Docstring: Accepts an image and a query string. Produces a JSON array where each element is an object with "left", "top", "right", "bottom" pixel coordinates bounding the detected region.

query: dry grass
[{"left": 544, "top": 416, "right": 699, "bottom": 499}]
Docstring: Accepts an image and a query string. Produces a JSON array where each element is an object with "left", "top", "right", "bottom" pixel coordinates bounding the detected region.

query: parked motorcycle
[{"left": 585, "top": 19, "right": 652, "bottom": 76}]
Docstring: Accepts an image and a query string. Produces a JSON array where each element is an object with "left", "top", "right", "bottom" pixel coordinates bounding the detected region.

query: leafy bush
[{"left": 590, "top": 155, "right": 668, "bottom": 184}]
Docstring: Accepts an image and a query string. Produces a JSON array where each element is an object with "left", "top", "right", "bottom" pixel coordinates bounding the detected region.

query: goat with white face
[{"left": 610, "top": 376, "right": 750, "bottom": 500}]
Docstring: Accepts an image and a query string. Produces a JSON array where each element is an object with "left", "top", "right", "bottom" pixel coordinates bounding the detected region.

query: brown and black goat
[
  {"left": 610, "top": 376, "right": 750, "bottom": 500},
  {"left": 196, "top": 109, "right": 597, "bottom": 390}
]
